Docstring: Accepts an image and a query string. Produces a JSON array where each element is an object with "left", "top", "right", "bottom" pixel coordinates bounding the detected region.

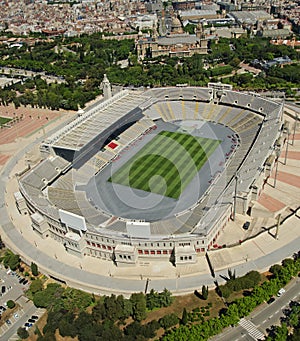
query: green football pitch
[{"left": 109, "top": 131, "right": 220, "bottom": 199}]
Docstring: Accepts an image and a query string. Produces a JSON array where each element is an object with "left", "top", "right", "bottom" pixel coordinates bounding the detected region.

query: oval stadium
[{"left": 15, "top": 81, "right": 284, "bottom": 270}]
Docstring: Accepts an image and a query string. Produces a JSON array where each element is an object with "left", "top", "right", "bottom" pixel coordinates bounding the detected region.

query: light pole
[
  {"left": 292, "top": 114, "right": 298, "bottom": 146},
  {"left": 284, "top": 129, "right": 289, "bottom": 165},
  {"left": 274, "top": 148, "right": 280, "bottom": 188},
  {"left": 233, "top": 174, "right": 239, "bottom": 221}
]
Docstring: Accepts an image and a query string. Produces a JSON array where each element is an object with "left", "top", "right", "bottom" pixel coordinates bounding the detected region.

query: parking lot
[{"left": 0, "top": 266, "right": 45, "bottom": 341}]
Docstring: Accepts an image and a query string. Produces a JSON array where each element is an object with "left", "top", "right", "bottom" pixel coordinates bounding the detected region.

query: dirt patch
[{"left": 145, "top": 290, "right": 226, "bottom": 324}]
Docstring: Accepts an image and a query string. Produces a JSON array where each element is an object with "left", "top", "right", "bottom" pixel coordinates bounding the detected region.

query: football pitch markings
[{"left": 109, "top": 131, "right": 220, "bottom": 199}]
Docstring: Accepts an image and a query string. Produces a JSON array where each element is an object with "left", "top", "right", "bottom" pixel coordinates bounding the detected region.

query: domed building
[
  {"left": 136, "top": 18, "right": 208, "bottom": 59},
  {"left": 171, "top": 17, "right": 184, "bottom": 34}
]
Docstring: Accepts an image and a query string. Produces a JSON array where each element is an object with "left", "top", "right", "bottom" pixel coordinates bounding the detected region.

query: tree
[
  {"left": 31, "top": 262, "right": 38, "bottom": 276},
  {"left": 159, "top": 288, "right": 173, "bottom": 307},
  {"left": 228, "top": 268, "right": 236, "bottom": 280},
  {"left": 130, "top": 293, "right": 146, "bottom": 322},
  {"left": 202, "top": 285, "right": 209, "bottom": 300},
  {"left": 17, "top": 327, "right": 29, "bottom": 339},
  {"left": 181, "top": 308, "right": 188, "bottom": 325},
  {"left": 33, "top": 283, "right": 63, "bottom": 309},
  {"left": 269, "top": 264, "right": 283, "bottom": 277},
  {"left": 219, "top": 284, "right": 232, "bottom": 299},
  {"left": 30, "top": 279, "right": 43, "bottom": 294},
  {"left": 146, "top": 289, "right": 159, "bottom": 310},
  {"left": 58, "top": 318, "right": 77, "bottom": 338},
  {"left": 124, "top": 321, "right": 143, "bottom": 336},
  {"left": 2, "top": 250, "right": 20, "bottom": 270},
  {"left": 7, "top": 300, "right": 15, "bottom": 309},
  {"left": 159, "top": 313, "right": 179, "bottom": 329}
]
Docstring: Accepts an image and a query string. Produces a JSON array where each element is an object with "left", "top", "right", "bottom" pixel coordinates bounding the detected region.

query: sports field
[{"left": 109, "top": 131, "right": 220, "bottom": 199}]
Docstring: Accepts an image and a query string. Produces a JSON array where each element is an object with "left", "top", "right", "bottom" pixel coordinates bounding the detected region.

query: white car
[
  {"left": 277, "top": 288, "right": 286, "bottom": 297},
  {"left": 14, "top": 313, "right": 19, "bottom": 319}
]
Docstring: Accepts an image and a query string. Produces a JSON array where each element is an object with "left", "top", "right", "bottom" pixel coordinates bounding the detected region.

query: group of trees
[
  {"left": 32, "top": 283, "right": 93, "bottom": 313},
  {"left": 162, "top": 253, "right": 300, "bottom": 340},
  {"left": 146, "top": 288, "right": 173, "bottom": 310},
  {"left": 265, "top": 301, "right": 300, "bottom": 341},
  {"left": 29, "top": 281, "right": 174, "bottom": 340},
  {"left": 218, "top": 269, "right": 261, "bottom": 299},
  {"left": 1, "top": 250, "right": 20, "bottom": 270},
  {"left": 0, "top": 75, "right": 100, "bottom": 111},
  {"left": 0, "top": 33, "right": 299, "bottom": 112}
]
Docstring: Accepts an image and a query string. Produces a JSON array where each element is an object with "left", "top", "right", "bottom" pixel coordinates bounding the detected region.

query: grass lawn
[
  {"left": 0, "top": 117, "right": 12, "bottom": 125},
  {"left": 109, "top": 130, "right": 220, "bottom": 199}
]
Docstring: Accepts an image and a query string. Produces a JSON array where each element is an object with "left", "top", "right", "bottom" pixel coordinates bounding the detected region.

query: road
[
  {"left": 0, "top": 67, "right": 65, "bottom": 84},
  {"left": 210, "top": 277, "right": 300, "bottom": 341}
]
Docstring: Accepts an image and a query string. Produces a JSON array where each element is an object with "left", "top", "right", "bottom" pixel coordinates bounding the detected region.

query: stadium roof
[
  {"left": 229, "top": 10, "right": 272, "bottom": 25},
  {"left": 42, "top": 90, "right": 150, "bottom": 152}
]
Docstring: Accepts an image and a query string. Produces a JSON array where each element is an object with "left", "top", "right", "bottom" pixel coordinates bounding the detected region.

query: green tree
[
  {"left": 219, "top": 284, "right": 232, "bottom": 299},
  {"left": 30, "top": 279, "right": 43, "bottom": 294},
  {"left": 31, "top": 262, "right": 38, "bottom": 276},
  {"left": 130, "top": 292, "right": 147, "bottom": 322},
  {"left": 58, "top": 317, "right": 77, "bottom": 338},
  {"left": 7, "top": 300, "right": 15, "bottom": 309},
  {"left": 159, "top": 288, "right": 173, "bottom": 307},
  {"left": 2, "top": 250, "right": 20, "bottom": 270},
  {"left": 202, "top": 285, "right": 209, "bottom": 300},
  {"left": 159, "top": 313, "right": 179, "bottom": 329},
  {"left": 181, "top": 308, "right": 188, "bottom": 325},
  {"left": 146, "top": 289, "right": 159, "bottom": 310},
  {"left": 33, "top": 283, "right": 63, "bottom": 309},
  {"left": 17, "top": 327, "right": 29, "bottom": 339}
]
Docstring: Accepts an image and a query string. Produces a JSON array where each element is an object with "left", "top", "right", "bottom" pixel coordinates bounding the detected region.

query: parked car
[
  {"left": 23, "top": 279, "right": 28, "bottom": 285},
  {"left": 1, "top": 285, "right": 6, "bottom": 293},
  {"left": 31, "top": 315, "right": 38, "bottom": 320},
  {"left": 14, "top": 313, "right": 19, "bottom": 319},
  {"left": 28, "top": 318, "right": 35, "bottom": 323},
  {"left": 6, "top": 319, "right": 11, "bottom": 325},
  {"left": 277, "top": 288, "right": 286, "bottom": 297},
  {"left": 24, "top": 322, "right": 33, "bottom": 328},
  {"left": 267, "top": 297, "right": 275, "bottom": 304},
  {"left": 19, "top": 278, "right": 25, "bottom": 284}
]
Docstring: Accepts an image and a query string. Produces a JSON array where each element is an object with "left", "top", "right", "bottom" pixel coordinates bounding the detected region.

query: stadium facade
[{"left": 15, "top": 84, "right": 285, "bottom": 268}]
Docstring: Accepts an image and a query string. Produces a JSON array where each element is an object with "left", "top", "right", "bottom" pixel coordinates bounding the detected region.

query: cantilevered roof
[{"left": 43, "top": 90, "right": 150, "bottom": 151}]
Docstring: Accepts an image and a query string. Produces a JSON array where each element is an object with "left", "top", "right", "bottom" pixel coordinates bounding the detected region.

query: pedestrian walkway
[{"left": 239, "top": 318, "right": 265, "bottom": 340}]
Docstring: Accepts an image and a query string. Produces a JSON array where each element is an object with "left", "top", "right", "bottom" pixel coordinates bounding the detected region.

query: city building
[{"left": 136, "top": 18, "right": 208, "bottom": 59}]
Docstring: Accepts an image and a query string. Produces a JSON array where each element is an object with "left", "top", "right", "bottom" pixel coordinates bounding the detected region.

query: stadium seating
[{"left": 19, "top": 87, "right": 283, "bottom": 263}]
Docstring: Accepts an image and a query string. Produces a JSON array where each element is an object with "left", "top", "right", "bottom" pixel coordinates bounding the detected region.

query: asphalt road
[{"left": 210, "top": 277, "right": 300, "bottom": 341}]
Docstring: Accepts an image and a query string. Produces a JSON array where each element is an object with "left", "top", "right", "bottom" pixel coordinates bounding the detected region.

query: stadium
[{"left": 15, "top": 80, "right": 284, "bottom": 268}]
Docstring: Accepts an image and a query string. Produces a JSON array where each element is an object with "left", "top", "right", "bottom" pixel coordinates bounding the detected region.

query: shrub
[
  {"left": 181, "top": 308, "right": 188, "bottom": 325},
  {"left": 30, "top": 279, "right": 43, "bottom": 294},
  {"left": 31, "top": 262, "right": 39, "bottom": 276},
  {"left": 17, "top": 327, "right": 29, "bottom": 339},
  {"left": 7, "top": 300, "right": 15, "bottom": 309}
]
